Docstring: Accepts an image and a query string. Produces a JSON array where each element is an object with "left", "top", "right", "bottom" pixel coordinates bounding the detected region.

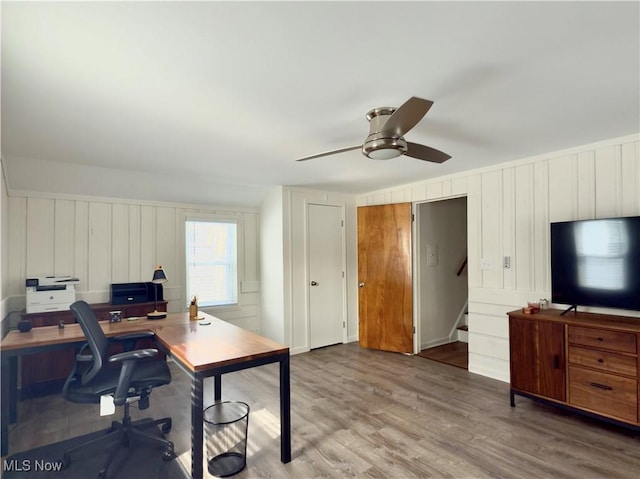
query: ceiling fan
[{"left": 296, "top": 96, "right": 451, "bottom": 163}]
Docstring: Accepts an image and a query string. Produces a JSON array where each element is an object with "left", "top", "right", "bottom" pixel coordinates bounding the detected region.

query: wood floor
[
  {"left": 6, "top": 342, "right": 640, "bottom": 478},
  {"left": 418, "top": 341, "right": 468, "bottom": 369}
]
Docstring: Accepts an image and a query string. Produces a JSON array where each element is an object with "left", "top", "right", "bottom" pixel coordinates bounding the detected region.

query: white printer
[{"left": 25, "top": 276, "right": 80, "bottom": 314}]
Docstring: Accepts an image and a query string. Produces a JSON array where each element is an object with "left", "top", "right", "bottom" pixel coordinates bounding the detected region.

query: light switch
[{"left": 480, "top": 258, "right": 492, "bottom": 270}]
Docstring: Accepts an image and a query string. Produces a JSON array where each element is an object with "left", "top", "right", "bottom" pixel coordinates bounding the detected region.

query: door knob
[
  {"left": 359, "top": 282, "right": 365, "bottom": 288},
  {"left": 310, "top": 281, "right": 318, "bottom": 286}
]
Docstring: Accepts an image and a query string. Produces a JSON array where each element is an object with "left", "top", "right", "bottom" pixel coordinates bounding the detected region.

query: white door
[{"left": 308, "top": 203, "right": 344, "bottom": 349}]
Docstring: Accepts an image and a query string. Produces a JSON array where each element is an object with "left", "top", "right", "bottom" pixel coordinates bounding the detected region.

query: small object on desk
[
  {"left": 522, "top": 307, "right": 532, "bottom": 314},
  {"left": 109, "top": 310, "right": 122, "bottom": 322},
  {"left": 17, "top": 319, "right": 33, "bottom": 333},
  {"left": 126, "top": 316, "right": 141, "bottom": 321},
  {"left": 58, "top": 321, "right": 65, "bottom": 329},
  {"left": 189, "top": 295, "right": 199, "bottom": 320},
  {"left": 198, "top": 319, "right": 211, "bottom": 325},
  {"left": 527, "top": 301, "right": 540, "bottom": 313}
]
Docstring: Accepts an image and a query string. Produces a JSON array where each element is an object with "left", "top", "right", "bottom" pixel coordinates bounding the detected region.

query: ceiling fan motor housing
[{"left": 363, "top": 107, "right": 407, "bottom": 159}]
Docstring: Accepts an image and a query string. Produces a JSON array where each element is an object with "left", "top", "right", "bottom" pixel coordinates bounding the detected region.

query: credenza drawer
[
  {"left": 568, "top": 366, "right": 638, "bottom": 423},
  {"left": 568, "top": 346, "right": 637, "bottom": 377},
  {"left": 568, "top": 326, "right": 636, "bottom": 354}
]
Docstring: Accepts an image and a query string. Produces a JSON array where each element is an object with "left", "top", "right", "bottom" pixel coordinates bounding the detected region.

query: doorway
[
  {"left": 415, "top": 197, "right": 468, "bottom": 368},
  {"left": 307, "top": 203, "right": 345, "bottom": 349}
]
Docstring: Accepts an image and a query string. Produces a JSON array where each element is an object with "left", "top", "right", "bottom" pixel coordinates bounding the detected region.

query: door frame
[
  {"left": 305, "top": 200, "right": 348, "bottom": 348},
  {"left": 413, "top": 195, "right": 469, "bottom": 354}
]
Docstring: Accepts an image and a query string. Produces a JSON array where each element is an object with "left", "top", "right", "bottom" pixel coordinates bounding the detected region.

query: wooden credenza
[
  {"left": 19, "top": 301, "right": 167, "bottom": 398},
  {"left": 508, "top": 308, "right": 639, "bottom": 429}
]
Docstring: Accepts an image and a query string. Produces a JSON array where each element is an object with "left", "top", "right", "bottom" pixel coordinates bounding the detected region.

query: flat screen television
[{"left": 550, "top": 216, "right": 640, "bottom": 314}]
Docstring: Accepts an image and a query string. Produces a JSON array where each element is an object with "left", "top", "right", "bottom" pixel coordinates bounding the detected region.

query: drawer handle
[
  {"left": 597, "top": 358, "right": 604, "bottom": 363},
  {"left": 589, "top": 382, "right": 613, "bottom": 391},
  {"left": 596, "top": 337, "right": 604, "bottom": 342},
  {"left": 553, "top": 355, "right": 560, "bottom": 369}
]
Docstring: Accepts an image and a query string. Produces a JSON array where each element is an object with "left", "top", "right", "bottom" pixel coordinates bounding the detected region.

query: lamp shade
[{"left": 152, "top": 266, "right": 168, "bottom": 284}]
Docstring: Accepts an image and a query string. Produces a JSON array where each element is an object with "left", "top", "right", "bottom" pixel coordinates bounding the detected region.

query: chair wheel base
[
  {"left": 162, "top": 449, "right": 176, "bottom": 462},
  {"left": 161, "top": 419, "right": 172, "bottom": 434}
]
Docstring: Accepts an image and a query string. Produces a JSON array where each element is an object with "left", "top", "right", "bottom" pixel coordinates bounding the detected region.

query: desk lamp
[{"left": 147, "top": 266, "right": 168, "bottom": 319}]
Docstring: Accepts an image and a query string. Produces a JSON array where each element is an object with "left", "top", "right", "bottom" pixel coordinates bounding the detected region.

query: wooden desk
[{"left": 1, "top": 312, "right": 292, "bottom": 479}]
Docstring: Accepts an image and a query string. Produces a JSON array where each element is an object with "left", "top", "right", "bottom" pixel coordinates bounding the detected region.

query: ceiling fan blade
[
  {"left": 381, "top": 97, "right": 433, "bottom": 137},
  {"left": 405, "top": 142, "right": 451, "bottom": 163},
  {"left": 296, "top": 145, "right": 361, "bottom": 162}
]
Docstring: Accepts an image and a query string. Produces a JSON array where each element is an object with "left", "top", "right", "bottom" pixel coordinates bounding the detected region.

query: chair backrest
[{"left": 70, "top": 300, "right": 110, "bottom": 385}]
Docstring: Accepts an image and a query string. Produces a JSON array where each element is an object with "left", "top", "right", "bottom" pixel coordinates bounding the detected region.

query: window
[{"left": 185, "top": 218, "right": 238, "bottom": 307}]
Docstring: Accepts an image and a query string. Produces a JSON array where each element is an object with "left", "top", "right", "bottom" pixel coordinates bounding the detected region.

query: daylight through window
[{"left": 185, "top": 219, "right": 238, "bottom": 307}]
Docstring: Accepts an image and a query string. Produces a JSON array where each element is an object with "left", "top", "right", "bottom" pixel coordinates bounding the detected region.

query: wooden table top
[
  {"left": 152, "top": 320, "right": 289, "bottom": 372},
  {"left": 1, "top": 311, "right": 289, "bottom": 372}
]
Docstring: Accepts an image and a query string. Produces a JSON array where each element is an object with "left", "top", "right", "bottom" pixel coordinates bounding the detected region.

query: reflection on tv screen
[{"left": 574, "top": 219, "right": 628, "bottom": 291}]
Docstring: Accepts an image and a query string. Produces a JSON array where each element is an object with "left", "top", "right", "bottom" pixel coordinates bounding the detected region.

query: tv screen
[{"left": 551, "top": 216, "right": 640, "bottom": 312}]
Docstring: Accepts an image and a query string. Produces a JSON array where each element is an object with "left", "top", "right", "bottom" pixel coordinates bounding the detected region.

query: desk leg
[
  {"left": 1, "top": 355, "right": 17, "bottom": 457},
  {"left": 191, "top": 374, "right": 204, "bottom": 479},
  {"left": 280, "top": 354, "right": 291, "bottom": 463},
  {"left": 214, "top": 374, "right": 222, "bottom": 402}
]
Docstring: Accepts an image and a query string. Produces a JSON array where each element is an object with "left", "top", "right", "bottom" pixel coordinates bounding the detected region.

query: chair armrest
[
  {"left": 76, "top": 343, "right": 94, "bottom": 362},
  {"left": 108, "top": 348, "right": 159, "bottom": 406},
  {"left": 108, "top": 348, "right": 158, "bottom": 363}
]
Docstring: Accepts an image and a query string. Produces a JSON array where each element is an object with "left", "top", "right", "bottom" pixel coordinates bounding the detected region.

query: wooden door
[{"left": 358, "top": 203, "right": 413, "bottom": 353}]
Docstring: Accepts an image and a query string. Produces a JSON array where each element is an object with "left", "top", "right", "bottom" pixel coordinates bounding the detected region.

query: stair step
[{"left": 457, "top": 325, "right": 468, "bottom": 331}]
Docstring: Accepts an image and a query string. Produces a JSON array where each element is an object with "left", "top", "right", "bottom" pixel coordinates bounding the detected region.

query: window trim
[{"left": 184, "top": 213, "right": 242, "bottom": 309}]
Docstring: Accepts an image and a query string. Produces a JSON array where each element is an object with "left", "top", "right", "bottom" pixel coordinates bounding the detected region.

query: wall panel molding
[
  {"left": 358, "top": 133, "right": 640, "bottom": 384},
  {"left": 7, "top": 194, "right": 261, "bottom": 331}
]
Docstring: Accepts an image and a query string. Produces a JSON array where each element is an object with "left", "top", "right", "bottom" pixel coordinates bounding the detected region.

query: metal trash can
[{"left": 203, "top": 401, "right": 250, "bottom": 477}]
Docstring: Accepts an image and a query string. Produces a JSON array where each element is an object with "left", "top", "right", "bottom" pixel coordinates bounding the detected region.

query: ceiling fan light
[
  {"left": 362, "top": 135, "right": 408, "bottom": 160},
  {"left": 367, "top": 147, "right": 403, "bottom": 160}
]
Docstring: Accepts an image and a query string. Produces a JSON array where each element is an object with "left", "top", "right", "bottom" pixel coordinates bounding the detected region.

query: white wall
[
  {"left": 283, "top": 187, "right": 358, "bottom": 354},
  {"left": 359, "top": 134, "right": 640, "bottom": 382},
  {"left": 259, "top": 186, "right": 358, "bottom": 354},
  {"left": 1, "top": 160, "right": 8, "bottom": 332},
  {"left": 6, "top": 192, "right": 261, "bottom": 332},
  {"left": 259, "top": 186, "right": 286, "bottom": 343}
]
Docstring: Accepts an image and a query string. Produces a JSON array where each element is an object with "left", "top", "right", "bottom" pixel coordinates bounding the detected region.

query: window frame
[{"left": 183, "top": 213, "right": 242, "bottom": 310}]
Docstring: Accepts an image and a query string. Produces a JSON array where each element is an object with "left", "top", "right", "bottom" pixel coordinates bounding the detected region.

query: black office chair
[{"left": 61, "top": 300, "right": 175, "bottom": 479}]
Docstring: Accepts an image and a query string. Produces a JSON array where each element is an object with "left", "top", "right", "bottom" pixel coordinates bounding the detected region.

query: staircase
[{"left": 456, "top": 313, "right": 469, "bottom": 343}]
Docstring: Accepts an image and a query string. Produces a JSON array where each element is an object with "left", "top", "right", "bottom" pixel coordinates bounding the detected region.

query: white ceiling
[{"left": 2, "top": 1, "right": 639, "bottom": 208}]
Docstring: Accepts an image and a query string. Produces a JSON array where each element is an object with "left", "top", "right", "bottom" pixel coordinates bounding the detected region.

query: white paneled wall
[
  {"left": 6, "top": 194, "right": 260, "bottom": 332},
  {"left": 283, "top": 187, "right": 358, "bottom": 354},
  {"left": 358, "top": 134, "right": 640, "bottom": 383},
  {"left": 1, "top": 160, "right": 8, "bottom": 326}
]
